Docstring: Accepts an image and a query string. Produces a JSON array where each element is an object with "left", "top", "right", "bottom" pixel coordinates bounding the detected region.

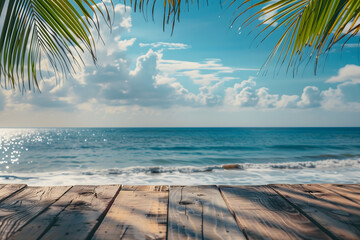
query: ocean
[{"left": 0, "top": 127, "right": 359, "bottom": 185}]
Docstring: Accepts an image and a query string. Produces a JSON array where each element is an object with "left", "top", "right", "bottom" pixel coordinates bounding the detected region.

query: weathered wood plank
[
  {"left": 34, "top": 185, "right": 120, "bottom": 240},
  {"left": 1, "top": 184, "right": 359, "bottom": 240},
  {"left": 93, "top": 185, "right": 168, "bottom": 240},
  {"left": 271, "top": 184, "right": 360, "bottom": 240},
  {"left": 220, "top": 185, "right": 330, "bottom": 240},
  {"left": 0, "top": 184, "right": 27, "bottom": 203},
  {"left": 121, "top": 185, "right": 169, "bottom": 192},
  {"left": 10, "top": 185, "right": 119, "bottom": 240},
  {"left": 168, "top": 185, "right": 245, "bottom": 240},
  {"left": 320, "top": 184, "right": 360, "bottom": 205},
  {"left": 0, "top": 186, "right": 70, "bottom": 240}
]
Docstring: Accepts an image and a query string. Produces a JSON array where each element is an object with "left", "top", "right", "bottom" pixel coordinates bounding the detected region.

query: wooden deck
[{"left": 0, "top": 184, "right": 359, "bottom": 239}]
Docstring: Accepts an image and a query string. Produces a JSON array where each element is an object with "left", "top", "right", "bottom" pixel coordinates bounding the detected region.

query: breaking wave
[
  {"left": 1, "top": 158, "right": 359, "bottom": 186},
  {"left": 81, "top": 158, "right": 360, "bottom": 176}
]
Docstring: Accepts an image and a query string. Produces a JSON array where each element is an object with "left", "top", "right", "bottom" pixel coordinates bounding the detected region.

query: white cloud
[
  {"left": 343, "top": 43, "right": 360, "bottom": 48},
  {"left": 94, "top": 49, "right": 193, "bottom": 108},
  {"left": 276, "top": 95, "right": 299, "bottom": 108},
  {"left": 159, "top": 58, "right": 257, "bottom": 73},
  {"left": 297, "top": 86, "right": 322, "bottom": 108},
  {"left": 193, "top": 85, "right": 222, "bottom": 107},
  {"left": 234, "top": 87, "right": 258, "bottom": 107},
  {"left": 259, "top": 1, "right": 279, "bottom": 27},
  {"left": 342, "top": 19, "right": 360, "bottom": 34},
  {"left": 139, "top": 42, "right": 190, "bottom": 50},
  {"left": 224, "top": 80, "right": 279, "bottom": 108},
  {"left": 327, "top": 64, "right": 360, "bottom": 85},
  {"left": 236, "top": 78, "right": 257, "bottom": 88},
  {"left": 256, "top": 87, "right": 279, "bottom": 108},
  {"left": 224, "top": 79, "right": 258, "bottom": 107},
  {"left": 321, "top": 87, "right": 344, "bottom": 110},
  {"left": 158, "top": 59, "right": 258, "bottom": 86},
  {"left": 117, "top": 38, "right": 136, "bottom": 51},
  {"left": 181, "top": 70, "right": 229, "bottom": 86},
  {"left": 119, "top": 16, "right": 132, "bottom": 29},
  {"left": 223, "top": 77, "right": 359, "bottom": 111}
]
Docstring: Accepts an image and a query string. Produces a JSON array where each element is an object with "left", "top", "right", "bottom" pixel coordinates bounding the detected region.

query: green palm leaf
[
  {"left": 0, "top": 0, "right": 112, "bottom": 90},
  {"left": 227, "top": 0, "right": 360, "bottom": 73}
]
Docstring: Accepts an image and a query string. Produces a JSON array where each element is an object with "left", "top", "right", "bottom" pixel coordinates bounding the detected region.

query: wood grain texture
[
  {"left": 121, "top": 185, "right": 169, "bottom": 192},
  {"left": 0, "top": 184, "right": 27, "bottom": 203},
  {"left": 93, "top": 185, "right": 168, "bottom": 240},
  {"left": 10, "top": 185, "right": 119, "bottom": 240},
  {"left": 220, "top": 185, "right": 330, "bottom": 240},
  {"left": 0, "top": 184, "right": 359, "bottom": 240},
  {"left": 271, "top": 184, "right": 360, "bottom": 240},
  {"left": 38, "top": 185, "right": 120, "bottom": 240},
  {"left": 168, "top": 185, "right": 245, "bottom": 240},
  {"left": 0, "top": 186, "right": 70, "bottom": 240},
  {"left": 320, "top": 184, "right": 360, "bottom": 205}
]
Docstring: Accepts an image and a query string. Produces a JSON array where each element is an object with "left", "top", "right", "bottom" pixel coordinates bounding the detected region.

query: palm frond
[
  {"left": 0, "top": 0, "right": 112, "bottom": 91},
  {"left": 228, "top": 0, "right": 360, "bottom": 74}
]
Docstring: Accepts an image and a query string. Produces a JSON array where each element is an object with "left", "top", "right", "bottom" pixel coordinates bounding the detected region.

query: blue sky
[{"left": 0, "top": 1, "right": 360, "bottom": 127}]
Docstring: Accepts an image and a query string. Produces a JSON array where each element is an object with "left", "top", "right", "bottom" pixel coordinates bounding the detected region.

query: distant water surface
[{"left": 0, "top": 128, "right": 359, "bottom": 185}]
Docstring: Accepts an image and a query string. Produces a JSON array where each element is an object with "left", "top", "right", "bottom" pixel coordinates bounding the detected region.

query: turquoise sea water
[{"left": 0, "top": 128, "right": 359, "bottom": 185}]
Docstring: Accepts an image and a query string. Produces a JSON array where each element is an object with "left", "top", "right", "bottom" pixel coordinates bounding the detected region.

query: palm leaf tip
[{"left": 231, "top": 0, "right": 360, "bottom": 74}]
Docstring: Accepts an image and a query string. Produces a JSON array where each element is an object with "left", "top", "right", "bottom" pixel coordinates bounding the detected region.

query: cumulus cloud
[
  {"left": 193, "top": 84, "right": 223, "bottom": 107},
  {"left": 257, "top": 88, "right": 279, "bottom": 108},
  {"left": 297, "top": 86, "right": 322, "bottom": 108},
  {"left": 224, "top": 79, "right": 279, "bottom": 108},
  {"left": 327, "top": 64, "right": 360, "bottom": 85},
  {"left": 224, "top": 80, "right": 258, "bottom": 107},
  {"left": 223, "top": 76, "right": 359, "bottom": 111},
  {"left": 276, "top": 95, "right": 299, "bottom": 108},
  {"left": 321, "top": 87, "right": 344, "bottom": 110},
  {"left": 90, "top": 49, "right": 192, "bottom": 108},
  {"left": 139, "top": 42, "right": 190, "bottom": 50}
]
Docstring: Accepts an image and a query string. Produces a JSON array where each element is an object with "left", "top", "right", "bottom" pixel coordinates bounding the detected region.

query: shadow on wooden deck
[{"left": 0, "top": 184, "right": 358, "bottom": 239}]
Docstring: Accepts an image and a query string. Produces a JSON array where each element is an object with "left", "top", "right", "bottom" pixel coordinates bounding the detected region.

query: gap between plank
[
  {"left": 268, "top": 185, "right": 340, "bottom": 240},
  {"left": 12, "top": 186, "right": 74, "bottom": 239},
  {"left": 217, "top": 186, "right": 249, "bottom": 240},
  {"left": 165, "top": 185, "right": 170, "bottom": 240},
  {"left": 319, "top": 185, "right": 360, "bottom": 206},
  {"left": 0, "top": 185, "right": 28, "bottom": 204},
  {"left": 36, "top": 198, "right": 75, "bottom": 239},
  {"left": 85, "top": 184, "right": 123, "bottom": 240}
]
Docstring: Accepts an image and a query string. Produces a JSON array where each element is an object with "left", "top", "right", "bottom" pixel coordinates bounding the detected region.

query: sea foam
[{"left": 0, "top": 158, "right": 359, "bottom": 186}]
